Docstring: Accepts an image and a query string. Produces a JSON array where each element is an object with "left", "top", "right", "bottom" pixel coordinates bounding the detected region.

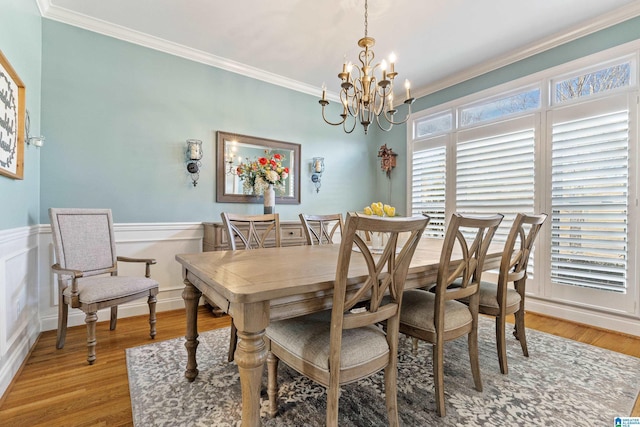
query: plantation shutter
[
  {"left": 456, "top": 116, "right": 536, "bottom": 242},
  {"left": 550, "top": 102, "right": 629, "bottom": 292},
  {"left": 412, "top": 141, "right": 446, "bottom": 238}
]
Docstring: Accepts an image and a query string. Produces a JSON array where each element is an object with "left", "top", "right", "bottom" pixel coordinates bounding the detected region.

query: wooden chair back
[
  {"left": 329, "top": 213, "right": 430, "bottom": 378},
  {"left": 496, "top": 212, "right": 547, "bottom": 307},
  {"left": 299, "top": 213, "right": 344, "bottom": 245},
  {"left": 220, "top": 212, "right": 281, "bottom": 250},
  {"left": 49, "top": 208, "right": 117, "bottom": 276},
  {"left": 437, "top": 213, "right": 503, "bottom": 304}
]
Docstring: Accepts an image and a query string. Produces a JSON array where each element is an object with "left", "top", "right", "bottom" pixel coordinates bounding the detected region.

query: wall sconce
[
  {"left": 311, "top": 157, "right": 324, "bottom": 193},
  {"left": 186, "top": 139, "right": 203, "bottom": 187},
  {"left": 25, "top": 110, "right": 45, "bottom": 147}
]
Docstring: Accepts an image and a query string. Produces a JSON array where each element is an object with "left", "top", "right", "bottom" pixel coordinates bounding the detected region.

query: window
[
  {"left": 552, "top": 59, "right": 632, "bottom": 104},
  {"left": 459, "top": 87, "right": 540, "bottom": 127},
  {"left": 409, "top": 48, "right": 637, "bottom": 318},
  {"left": 550, "top": 105, "right": 629, "bottom": 292}
]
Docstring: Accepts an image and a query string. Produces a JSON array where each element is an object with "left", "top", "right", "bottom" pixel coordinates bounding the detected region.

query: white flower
[{"left": 266, "top": 170, "right": 280, "bottom": 183}]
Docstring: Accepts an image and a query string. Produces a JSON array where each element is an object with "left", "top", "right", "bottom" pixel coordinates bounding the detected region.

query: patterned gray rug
[{"left": 126, "top": 317, "right": 640, "bottom": 426}]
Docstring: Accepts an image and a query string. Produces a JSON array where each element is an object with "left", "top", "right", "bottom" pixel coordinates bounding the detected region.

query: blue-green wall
[
  {"left": 40, "top": 20, "right": 382, "bottom": 224},
  {"left": 0, "top": 0, "right": 42, "bottom": 230}
]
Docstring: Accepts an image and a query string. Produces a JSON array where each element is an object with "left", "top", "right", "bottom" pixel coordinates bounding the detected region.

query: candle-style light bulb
[
  {"left": 389, "top": 52, "right": 396, "bottom": 73},
  {"left": 381, "top": 59, "right": 387, "bottom": 80},
  {"left": 321, "top": 82, "right": 326, "bottom": 101},
  {"left": 404, "top": 79, "right": 411, "bottom": 99}
]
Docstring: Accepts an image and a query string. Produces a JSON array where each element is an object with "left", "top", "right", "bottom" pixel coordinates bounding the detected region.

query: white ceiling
[{"left": 39, "top": 0, "right": 640, "bottom": 100}]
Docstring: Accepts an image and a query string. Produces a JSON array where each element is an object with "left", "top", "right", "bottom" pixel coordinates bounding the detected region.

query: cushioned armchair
[
  {"left": 265, "top": 213, "right": 430, "bottom": 426},
  {"left": 471, "top": 212, "right": 547, "bottom": 374},
  {"left": 399, "top": 213, "right": 503, "bottom": 416},
  {"left": 49, "top": 208, "right": 159, "bottom": 365}
]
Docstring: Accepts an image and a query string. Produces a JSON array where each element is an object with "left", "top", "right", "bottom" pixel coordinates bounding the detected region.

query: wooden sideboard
[{"left": 202, "top": 221, "right": 307, "bottom": 252}]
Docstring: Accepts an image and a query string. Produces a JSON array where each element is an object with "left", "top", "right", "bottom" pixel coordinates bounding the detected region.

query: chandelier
[{"left": 319, "top": 0, "right": 414, "bottom": 135}]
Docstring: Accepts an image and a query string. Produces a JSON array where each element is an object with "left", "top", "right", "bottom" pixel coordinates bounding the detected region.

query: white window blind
[
  {"left": 456, "top": 122, "right": 536, "bottom": 243},
  {"left": 411, "top": 145, "right": 446, "bottom": 237},
  {"left": 550, "top": 109, "right": 629, "bottom": 292}
]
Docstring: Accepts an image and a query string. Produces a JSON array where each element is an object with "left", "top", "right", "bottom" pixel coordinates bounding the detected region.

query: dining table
[{"left": 175, "top": 237, "right": 503, "bottom": 427}]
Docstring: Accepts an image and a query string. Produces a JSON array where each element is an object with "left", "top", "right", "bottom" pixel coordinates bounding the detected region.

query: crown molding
[{"left": 38, "top": 1, "right": 321, "bottom": 98}]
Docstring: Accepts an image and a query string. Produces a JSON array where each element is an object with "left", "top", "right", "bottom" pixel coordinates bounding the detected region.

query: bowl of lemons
[{"left": 363, "top": 202, "right": 396, "bottom": 217}]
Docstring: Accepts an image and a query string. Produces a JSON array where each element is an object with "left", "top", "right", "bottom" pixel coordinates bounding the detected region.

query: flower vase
[{"left": 264, "top": 184, "right": 275, "bottom": 214}]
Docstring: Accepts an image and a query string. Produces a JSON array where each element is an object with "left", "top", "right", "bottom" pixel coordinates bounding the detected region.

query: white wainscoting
[
  {"left": 0, "top": 226, "right": 41, "bottom": 399},
  {"left": 0, "top": 222, "right": 204, "bottom": 399}
]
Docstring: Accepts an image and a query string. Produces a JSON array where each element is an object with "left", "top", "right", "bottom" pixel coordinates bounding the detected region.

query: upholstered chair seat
[
  {"left": 266, "top": 311, "right": 389, "bottom": 374},
  {"left": 401, "top": 290, "right": 473, "bottom": 333},
  {"left": 477, "top": 282, "right": 521, "bottom": 312},
  {"left": 63, "top": 276, "right": 159, "bottom": 304}
]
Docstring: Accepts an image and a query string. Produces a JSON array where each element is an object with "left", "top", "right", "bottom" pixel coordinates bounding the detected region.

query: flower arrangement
[
  {"left": 363, "top": 202, "right": 396, "bottom": 217},
  {"left": 236, "top": 152, "right": 289, "bottom": 195}
]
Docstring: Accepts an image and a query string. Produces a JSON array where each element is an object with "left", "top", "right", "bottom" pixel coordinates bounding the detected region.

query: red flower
[
  {"left": 258, "top": 157, "right": 268, "bottom": 165},
  {"left": 270, "top": 159, "right": 277, "bottom": 168},
  {"left": 284, "top": 167, "right": 289, "bottom": 173},
  {"left": 273, "top": 153, "right": 282, "bottom": 160}
]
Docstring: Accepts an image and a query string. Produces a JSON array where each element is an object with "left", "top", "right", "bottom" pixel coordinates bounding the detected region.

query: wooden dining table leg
[
  {"left": 232, "top": 301, "right": 270, "bottom": 427},
  {"left": 182, "top": 277, "right": 202, "bottom": 382}
]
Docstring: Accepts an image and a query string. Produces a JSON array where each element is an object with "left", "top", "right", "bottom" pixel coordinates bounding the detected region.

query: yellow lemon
[
  {"left": 364, "top": 206, "right": 373, "bottom": 215},
  {"left": 383, "top": 204, "right": 392, "bottom": 215},
  {"left": 387, "top": 206, "right": 396, "bottom": 217}
]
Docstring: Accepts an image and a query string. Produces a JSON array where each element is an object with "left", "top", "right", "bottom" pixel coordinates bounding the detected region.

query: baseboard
[{"left": 527, "top": 296, "right": 640, "bottom": 337}]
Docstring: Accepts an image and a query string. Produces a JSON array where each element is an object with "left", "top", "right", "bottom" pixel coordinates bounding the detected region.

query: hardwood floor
[{"left": 0, "top": 308, "right": 637, "bottom": 426}]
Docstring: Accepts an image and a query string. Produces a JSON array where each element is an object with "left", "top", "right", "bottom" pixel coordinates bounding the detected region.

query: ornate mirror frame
[{"left": 216, "top": 131, "right": 301, "bottom": 204}]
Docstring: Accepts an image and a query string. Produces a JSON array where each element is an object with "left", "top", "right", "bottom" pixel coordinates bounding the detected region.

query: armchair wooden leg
[
  {"left": 411, "top": 337, "right": 419, "bottom": 355},
  {"left": 110, "top": 306, "right": 118, "bottom": 331},
  {"left": 384, "top": 360, "right": 400, "bottom": 427},
  {"left": 56, "top": 299, "right": 68, "bottom": 349},
  {"left": 148, "top": 293, "right": 157, "bottom": 339},
  {"left": 85, "top": 311, "right": 98, "bottom": 365},
  {"left": 326, "top": 379, "right": 340, "bottom": 427},
  {"left": 496, "top": 315, "right": 508, "bottom": 374},
  {"left": 266, "top": 351, "right": 279, "bottom": 418},
  {"left": 514, "top": 309, "right": 528, "bottom": 357},
  {"left": 433, "top": 341, "right": 446, "bottom": 417},
  {"left": 469, "top": 325, "right": 483, "bottom": 392}
]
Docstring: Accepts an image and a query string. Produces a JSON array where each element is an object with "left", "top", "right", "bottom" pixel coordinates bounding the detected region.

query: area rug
[{"left": 126, "top": 317, "right": 640, "bottom": 426}]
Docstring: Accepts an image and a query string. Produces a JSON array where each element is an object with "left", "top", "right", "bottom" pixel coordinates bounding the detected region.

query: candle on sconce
[
  {"left": 314, "top": 158, "right": 323, "bottom": 173},
  {"left": 321, "top": 82, "right": 326, "bottom": 101},
  {"left": 189, "top": 143, "right": 200, "bottom": 160}
]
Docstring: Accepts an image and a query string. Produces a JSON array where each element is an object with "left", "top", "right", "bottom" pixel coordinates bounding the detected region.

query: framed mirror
[{"left": 216, "top": 131, "right": 301, "bottom": 204}]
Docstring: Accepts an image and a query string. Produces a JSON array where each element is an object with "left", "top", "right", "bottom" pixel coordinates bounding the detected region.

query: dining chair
[
  {"left": 49, "top": 208, "right": 159, "bottom": 365},
  {"left": 299, "top": 213, "right": 344, "bottom": 245},
  {"left": 220, "top": 212, "right": 281, "bottom": 362},
  {"left": 265, "top": 213, "right": 430, "bottom": 426},
  {"left": 399, "top": 213, "right": 503, "bottom": 417},
  {"left": 470, "top": 212, "right": 547, "bottom": 374}
]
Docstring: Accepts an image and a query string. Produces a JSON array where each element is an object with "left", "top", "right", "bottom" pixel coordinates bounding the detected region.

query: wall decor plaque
[{"left": 0, "top": 50, "right": 25, "bottom": 180}]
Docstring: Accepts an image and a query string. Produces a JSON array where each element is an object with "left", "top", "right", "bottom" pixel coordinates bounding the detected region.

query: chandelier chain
[{"left": 364, "top": 0, "right": 368, "bottom": 38}]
